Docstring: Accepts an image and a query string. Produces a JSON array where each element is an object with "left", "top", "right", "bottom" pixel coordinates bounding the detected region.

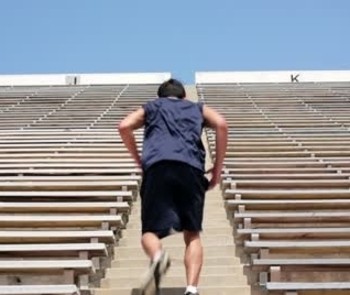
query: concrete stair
[
  {"left": 94, "top": 286, "right": 252, "bottom": 295},
  {"left": 93, "top": 87, "right": 253, "bottom": 295},
  {"left": 93, "top": 186, "right": 253, "bottom": 295}
]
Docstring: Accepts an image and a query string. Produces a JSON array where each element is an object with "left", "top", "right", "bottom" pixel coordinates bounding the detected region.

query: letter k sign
[{"left": 291, "top": 74, "right": 300, "bottom": 83}]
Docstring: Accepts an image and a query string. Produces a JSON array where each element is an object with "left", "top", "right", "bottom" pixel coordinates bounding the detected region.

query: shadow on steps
[{"left": 130, "top": 287, "right": 185, "bottom": 295}]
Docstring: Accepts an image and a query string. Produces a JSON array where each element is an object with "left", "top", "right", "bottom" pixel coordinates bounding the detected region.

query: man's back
[{"left": 142, "top": 97, "right": 205, "bottom": 172}]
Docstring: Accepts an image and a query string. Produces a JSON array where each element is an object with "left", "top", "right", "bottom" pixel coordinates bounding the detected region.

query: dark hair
[{"left": 157, "top": 78, "right": 186, "bottom": 99}]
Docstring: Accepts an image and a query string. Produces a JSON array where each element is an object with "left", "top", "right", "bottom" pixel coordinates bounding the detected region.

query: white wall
[
  {"left": 80, "top": 73, "right": 171, "bottom": 85},
  {"left": 0, "top": 74, "right": 67, "bottom": 86},
  {"left": 3, "top": 71, "right": 350, "bottom": 86},
  {"left": 0, "top": 72, "right": 171, "bottom": 86},
  {"left": 196, "top": 70, "right": 350, "bottom": 84}
]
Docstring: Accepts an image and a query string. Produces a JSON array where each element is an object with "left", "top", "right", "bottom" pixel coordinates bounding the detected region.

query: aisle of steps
[
  {"left": 93, "top": 186, "right": 251, "bottom": 295},
  {"left": 93, "top": 86, "right": 252, "bottom": 295}
]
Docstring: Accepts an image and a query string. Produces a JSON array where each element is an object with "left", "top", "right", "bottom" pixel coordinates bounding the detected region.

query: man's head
[{"left": 157, "top": 78, "right": 186, "bottom": 99}]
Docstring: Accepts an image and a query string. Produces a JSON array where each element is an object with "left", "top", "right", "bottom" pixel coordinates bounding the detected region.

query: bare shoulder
[
  {"left": 119, "top": 108, "right": 145, "bottom": 130},
  {"left": 202, "top": 105, "right": 227, "bottom": 128}
]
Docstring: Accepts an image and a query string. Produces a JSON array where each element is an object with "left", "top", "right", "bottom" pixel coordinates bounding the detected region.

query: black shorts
[{"left": 140, "top": 161, "right": 209, "bottom": 239}]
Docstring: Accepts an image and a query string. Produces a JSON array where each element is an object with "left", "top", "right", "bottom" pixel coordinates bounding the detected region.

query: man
[{"left": 118, "top": 78, "right": 227, "bottom": 295}]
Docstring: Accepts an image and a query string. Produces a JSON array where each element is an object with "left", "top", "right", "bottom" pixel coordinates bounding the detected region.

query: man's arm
[
  {"left": 203, "top": 105, "right": 228, "bottom": 189},
  {"left": 118, "top": 108, "right": 145, "bottom": 167}
]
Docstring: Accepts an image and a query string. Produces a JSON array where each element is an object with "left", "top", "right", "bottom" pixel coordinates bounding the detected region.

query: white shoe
[{"left": 140, "top": 251, "right": 171, "bottom": 295}]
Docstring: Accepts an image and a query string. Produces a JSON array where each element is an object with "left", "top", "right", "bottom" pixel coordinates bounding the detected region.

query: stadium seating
[
  {"left": 3, "top": 74, "right": 350, "bottom": 294},
  {"left": 198, "top": 81, "right": 350, "bottom": 294},
  {"left": 0, "top": 83, "right": 158, "bottom": 294}
]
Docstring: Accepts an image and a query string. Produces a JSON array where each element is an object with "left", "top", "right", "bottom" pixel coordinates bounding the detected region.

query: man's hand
[
  {"left": 203, "top": 105, "right": 227, "bottom": 190},
  {"left": 206, "top": 167, "right": 221, "bottom": 190}
]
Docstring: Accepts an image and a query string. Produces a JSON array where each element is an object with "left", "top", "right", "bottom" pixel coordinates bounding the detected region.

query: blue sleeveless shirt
[{"left": 142, "top": 97, "right": 206, "bottom": 172}]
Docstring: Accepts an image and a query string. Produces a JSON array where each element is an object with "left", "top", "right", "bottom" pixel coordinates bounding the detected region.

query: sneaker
[
  {"left": 184, "top": 292, "right": 199, "bottom": 295},
  {"left": 140, "top": 250, "right": 171, "bottom": 295}
]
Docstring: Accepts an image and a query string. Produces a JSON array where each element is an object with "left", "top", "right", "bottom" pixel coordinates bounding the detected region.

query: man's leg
[
  {"left": 140, "top": 163, "right": 177, "bottom": 294},
  {"left": 183, "top": 230, "right": 203, "bottom": 287},
  {"left": 140, "top": 231, "right": 171, "bottom": 295},
  {"left": 141, "top": 232, "right": 163, "bottom": 260}
]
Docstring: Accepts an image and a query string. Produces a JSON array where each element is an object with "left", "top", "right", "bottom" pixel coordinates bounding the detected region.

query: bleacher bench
[
  {"left": 236, "top": 227, "right": 350, "bottom": 242},
  {"left": 266, "top": 282, "right": 350, "bottom": 294},
  {"left": 233, "top": 211, "right": 350, "bottom": 227},
  {"left": 0, "top": 243, "right": 107, "bottom": 258},
  {"left": 0, "top": 191, "right": 133, "bottom": 202},
  {"left": 0, "top": 214, "right": 124, "bottom": 231},
  {"left": 225, "top": 189, "right": 350, "bottom": 200},
  {"left": 0, "top": 230, "right": 116, "bottom": 244},
  {"left": 0, "top": 285, "right": 80, "bottom": 295},
  {"left": 226, "top": 199, "right": 350, "bottom": 211},
  {"left": 0, "top": 260, "right": 94, "bottom": 293},
  {"left": 245, "top": 240, "right": 350, "bottom": 255}
]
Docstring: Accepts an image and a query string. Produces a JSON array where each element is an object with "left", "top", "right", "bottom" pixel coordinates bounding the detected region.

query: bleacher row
[
  {"left": 0, "top": 84, "right": 158, "bottom": 294},
  {"left": 198, "top": 82, "right": 350, "bottom": 295}
]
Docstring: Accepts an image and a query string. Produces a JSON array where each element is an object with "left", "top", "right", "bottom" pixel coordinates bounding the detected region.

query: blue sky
[{"left": 0, "top": 0, "right": 349, "bottom": 83}]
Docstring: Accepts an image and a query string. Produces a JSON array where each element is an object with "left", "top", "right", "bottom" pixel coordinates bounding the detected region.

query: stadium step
[
  {"left": 118, "top": 234, "right": 235, "bottom": 247},
  {"left": 96, "top": 186, "right": 250, "bottom": 295},
  {"left": 122, "top": 227, "right": 233, "bottom": 239},
  {"left": 114, "top": 245, "right": 238, "bottom": 258},
  {"left": 106, "top": 265, "right": 244, "bottom": 277},
  {"left": 94, "top": 87, "right": 251, "bottom": 295},
  {"left": 124, "top": 220, "right": 232, "bottom": 229},
  {"left": 94, "top": 286, "right": 252, "bottom": 295},
  {"left": 111, "top": 256, "right": 243, "bottom": 268},
  {"left": 101, "top": 274, "right": 247, "bottom": 288}
]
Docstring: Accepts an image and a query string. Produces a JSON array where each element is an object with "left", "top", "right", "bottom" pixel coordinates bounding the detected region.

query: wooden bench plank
[
  {"left": 0, "top": 130, "right": 142, "bottom": 136},
  {"left": 217, "top": 140, "right": 350, "bottom": 146},
  {"left": 266, "top": 282, "right": 350, "bottom": 291},
  {"left": 0, "top": 230, "right": 115, "bottom": 244},
  {"left": 0, "top": 152, "right": 133, "bottom": 159},
  {"left": 0, "top": 157, "right": 137, "bottom": 162},
  {"left": 0, "top": 191, "right": 133, "bottom": 200},
  {"left": 0, "top": 147, "right": 132, "bottom": 153},
  {"left": 225, "top": 189, "right": 350, "bottom": 200},
  {"left": 0, "top": 175, "right": 141, "bottom": 182},
  {"left": 221, "top": 173, "right": 348, "bottom": 180},
  {"left": 326, "top": 161, "right": 350, "bottom": 168},
  {"left": 245, "top": 240, "right": 350, "bottom": 253},
  {"left": 254, "top": 258, "right": 350, "bottom": 266},
  {"left": 0, "top": 138, "right": 142, "bottom": 143},
  {"left": 222, "top": 146, "right": 306, "bottom": 152},
  {"left": 0, "top": 243, "right": 107, "bottom": 257},
  {"left": 0, "top": 163, "right": 139, "bottom": 168},
  {"left": 0, "top": 163, "right": 137, "bottom": 169},
  {"left": 0, "top": 168, "right": 141, "bottom": 175},
  {"left": 0, "top": 132, "right": 143, "bottom": 138},
  {"left": 223, "top": 162, "right": 328, "bottom": 169},
  {"left": 0, "top": 285, "right": 80, "bottom": 295},
  {"left": 0, "top": 202, "right": 130, "bottom": 213},
  {"left": 237, "top": 227, "right": 350, "bottom": 241},
  {"left": 222, "top": 179, "right": 350, "bottom": 190},
  {"left": 0, "top": 142, "right": 139, "bottom": 148},
  {"left": 0, "top": 214, "right": 123, "bottom": 229},
  {"left": 227, "top": 199, "right": 350, "bottom": 211},
  {"left": 0, "top": 180, "right": 138, "bottom": 191},
  {"left": 222, "top": 151, "right": 313, "bottom": 158},
  {"left": 0, "top": 202, "right": 129, "bottom": 225},
  {"left": 315, "top": 151, "right": 350, "bottom": 157},
  {"left": 0, "top": 259, "right": 94, "bottom": 274},
  {"left": 234, "top": 210, "right": 350, "bottom": 223},
  {"left": 234, "top": 211, "right": 350, "bottom": 224},
  {"left": 224, "top": 158, "right": 323, "bottom": 164},
  {"left": 222, "top": 167, "right": 339, "bottom": 174}
]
